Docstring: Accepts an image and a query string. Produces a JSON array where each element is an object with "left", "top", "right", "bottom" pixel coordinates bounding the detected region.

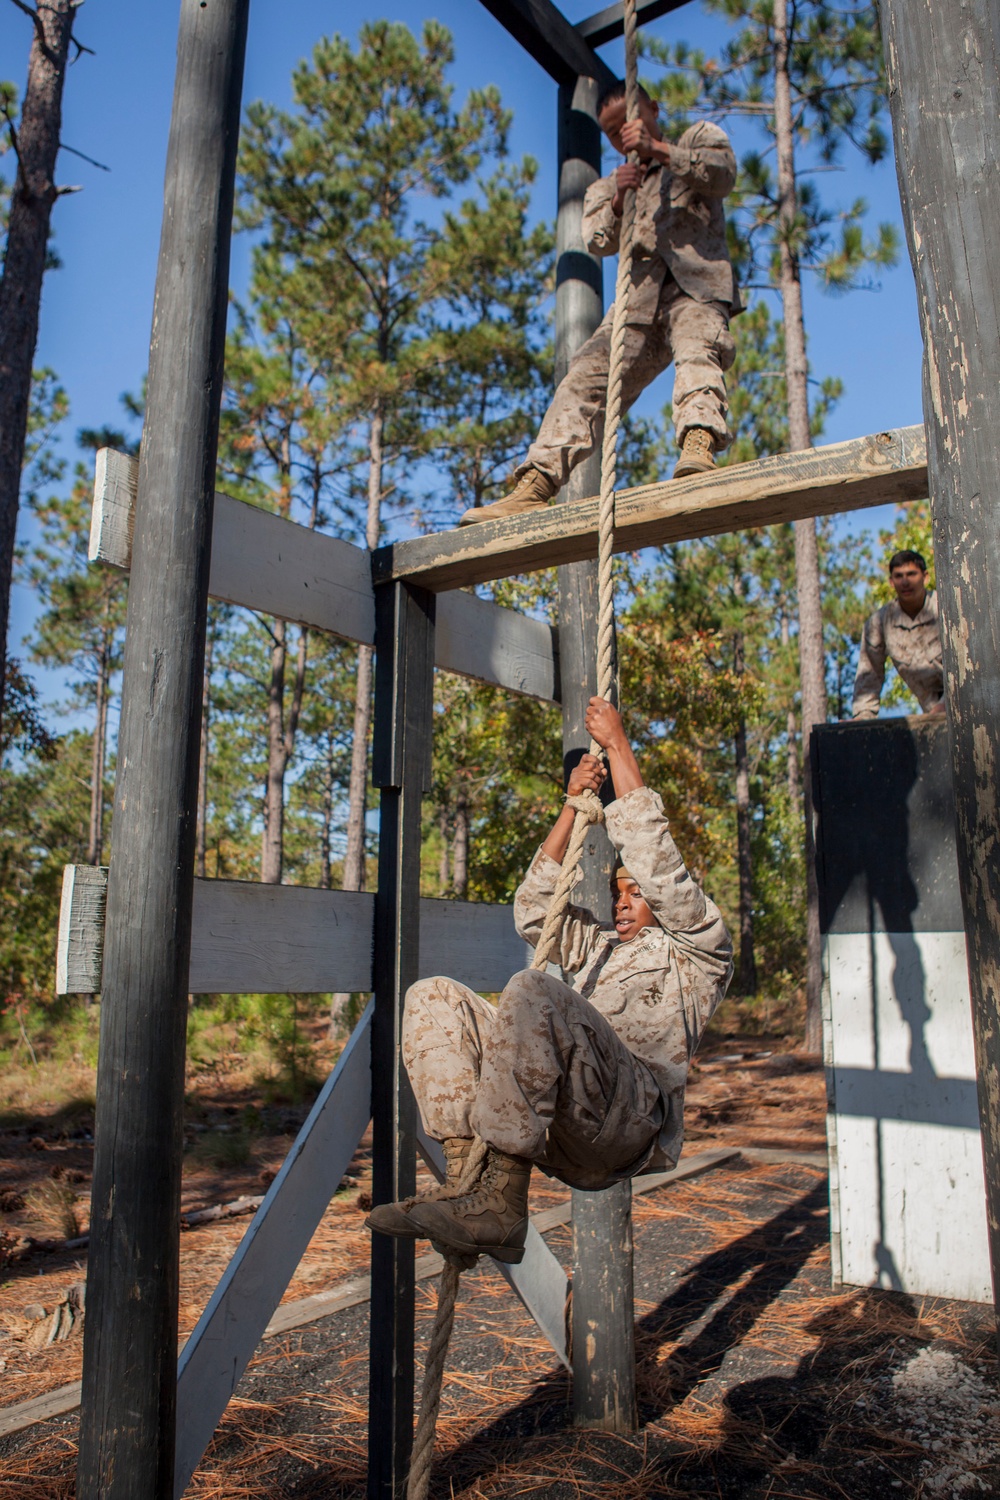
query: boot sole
[
  {"left": 672, "top": 461, "right": 716, "bottom": 478},
  {"left": 364, "top": 1210, "right": 421, "bottom": 1240}
]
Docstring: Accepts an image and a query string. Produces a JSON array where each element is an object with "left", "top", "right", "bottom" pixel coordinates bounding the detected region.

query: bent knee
[{"left": 500, "top": 968, "right": 577, "bottom": 1018}]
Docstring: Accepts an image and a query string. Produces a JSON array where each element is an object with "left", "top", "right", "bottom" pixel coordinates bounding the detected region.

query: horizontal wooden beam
[
  {"left": 372, "top": 426, "right": 929, "bottom": 592},
  {"left": 91, "top": 450, "right": 559, "bottom": 703},
  {"left": 57, "top": 867, "right": 530, "bottom": 997},
  {"left": 576, "top": 0, "right": 692, "bottom": 47},
  {"left": 478, "top": 0, "right": 617, "bottom": 88}
]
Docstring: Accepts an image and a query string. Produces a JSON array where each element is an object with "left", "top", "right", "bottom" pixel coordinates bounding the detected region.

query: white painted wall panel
[{"left": 826, "top": 930, "right": 990, "bottom": 1303}]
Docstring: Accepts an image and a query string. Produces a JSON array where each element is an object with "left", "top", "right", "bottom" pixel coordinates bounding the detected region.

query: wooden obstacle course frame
[{"left": 75, "top": 0, "right": 1000, "bottom": 1494}]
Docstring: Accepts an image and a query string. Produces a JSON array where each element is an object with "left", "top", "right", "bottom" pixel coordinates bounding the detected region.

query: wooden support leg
[
  {"left": 369, "top": 581, "right": 436, "bottom": 1499},
  {"left": 75, "top": 5, "right": 248, "bottom": 1497},
  {"left": 878, "top": 0, "right": 1000, "bottom": 1342},
  {"left": 555, "top": 73, "right": 638, "bottom": 1435}
]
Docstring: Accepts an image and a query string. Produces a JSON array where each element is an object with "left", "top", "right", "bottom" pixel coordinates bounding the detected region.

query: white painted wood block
[
  {"left": 55, "top": 865, "right": 108, "bottom": 994},
  {"left": 90, "top": 449, "right": 136, "bottom": 567},
  {"left": 825, "top": 930, "right": 991, "bottom": 1303}
]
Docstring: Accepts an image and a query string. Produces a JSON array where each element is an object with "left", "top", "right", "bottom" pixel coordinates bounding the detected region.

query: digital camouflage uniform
[
  {"left": 851, "top": 592, "right": 944, "bottom": 718},
  {"left": 518, "top": 120, "right": 742, "bottom": 491},
  {"left": 403, "top": 786, "right": 733, "bottom": 1192}
]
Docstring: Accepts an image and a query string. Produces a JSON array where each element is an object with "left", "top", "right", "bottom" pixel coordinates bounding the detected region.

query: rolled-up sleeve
[
  {"left": 668, "top": 121, "right": 737, "bottom": 199},
  {"left": 604, "top": 787, "right": 732, "bottom": 982},
  {"left": 852, "top": 607, "right": 887, "bottom": 719},
  {"left": 513, "top": 847, "right": 607, "bottom": 973},
  {"left": 582, "top": 175, "right": 621, "bottom": 256}
]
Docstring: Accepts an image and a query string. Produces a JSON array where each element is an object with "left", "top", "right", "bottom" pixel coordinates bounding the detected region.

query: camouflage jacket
[
  {"left": 514, "top": 785, "right": 733, "bottom": 1169},
  {"left": 581, "top": 120, "right": 741, "bottom": 321},
  {"left": 852, "top": 592, "right": 944, "bottom": 718}
]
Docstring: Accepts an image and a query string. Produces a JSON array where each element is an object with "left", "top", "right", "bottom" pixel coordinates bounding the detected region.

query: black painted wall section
[{"left": 812, "top": 717, "right": 962, "bottom": 936}]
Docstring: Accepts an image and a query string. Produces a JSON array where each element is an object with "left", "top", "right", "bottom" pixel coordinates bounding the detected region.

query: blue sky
[{"left": 2, "top": 0, "right": 923, "bottom": 706}]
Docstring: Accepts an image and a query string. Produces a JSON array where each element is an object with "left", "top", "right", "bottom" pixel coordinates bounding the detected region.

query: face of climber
[
  {"left": 612, "top": 877, "right": 655, "bottom": 943},
  {"left": 597, "top": 94, "right": 662, "bottom": 158},
  {"left": 890, "top": 560, "right": 928, "bottom": 616}
]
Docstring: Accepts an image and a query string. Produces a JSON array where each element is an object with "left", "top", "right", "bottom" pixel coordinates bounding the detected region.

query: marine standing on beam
[{"left": 459, "top": 81, "right": 742, "bottom": 528}]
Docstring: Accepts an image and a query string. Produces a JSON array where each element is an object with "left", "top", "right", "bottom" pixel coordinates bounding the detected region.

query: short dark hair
[
  {"left": 596, "top": 80, "right": 655, "bottom": 117},
  {"left": 888, "top": 549, "right": 928, "bottom": 574}
]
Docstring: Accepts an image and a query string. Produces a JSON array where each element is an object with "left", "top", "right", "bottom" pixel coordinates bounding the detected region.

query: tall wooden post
[
  {"left": 76, "top": 3, "right": 249, "bottom": 1496},
  {"left": 368, "top": 581, "right": 436, "bottom": 1498},
  {"left": 878, "top": 0, "right": 1000, "bottom": 1331},
  {"left": 555, "top": 74, "right": 638, "bottom": 1433}
]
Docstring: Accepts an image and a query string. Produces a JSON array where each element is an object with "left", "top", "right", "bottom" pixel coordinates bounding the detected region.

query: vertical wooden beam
[
  {"left": 76, "top": 3, "right": 249, "bottom": 1496},
  {"left": 368, "top": 581, "right": 436, "bottom": 1498},
  {"left": 878, "top": 0, "right": 1000, "bottom": 1336},
  {"left": 554, "top": 74, "right": 638, "bottom": 1433}
]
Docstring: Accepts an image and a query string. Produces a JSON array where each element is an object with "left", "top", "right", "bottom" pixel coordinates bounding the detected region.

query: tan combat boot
[
  {"left": 458, "top": 468, "right": 557, "bottom": 527},
  {"left": 365, "top": 1137, "right": 473, "bottom": 1240},
  {"left": 407, "top": 1147, "right": 531, "bottom": 1263},
  {"left": 673, "top": 427, "right": 717, "bottom": 478}
]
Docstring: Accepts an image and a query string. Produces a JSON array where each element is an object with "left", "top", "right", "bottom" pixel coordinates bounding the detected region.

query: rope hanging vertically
[{"left": 405, "top": 9, "right": 641, "bottom": 1496}]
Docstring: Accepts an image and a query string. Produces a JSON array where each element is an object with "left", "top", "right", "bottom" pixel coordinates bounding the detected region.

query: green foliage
[{"left": 641, "top": 2, "right": 899, "bottom": 300}]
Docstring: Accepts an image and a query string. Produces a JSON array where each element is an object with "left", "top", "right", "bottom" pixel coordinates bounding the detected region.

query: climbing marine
[
  {"left": 366, "top": 695, "right": 734, "bottom": 1261},
  {"left": 458, "top": 81, "right": 742, "bottom": 527}
]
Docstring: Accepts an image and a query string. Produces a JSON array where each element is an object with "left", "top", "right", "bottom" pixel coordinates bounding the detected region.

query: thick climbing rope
[{"left": 405, "top": 8, "right": 641, "bottom": 1496}]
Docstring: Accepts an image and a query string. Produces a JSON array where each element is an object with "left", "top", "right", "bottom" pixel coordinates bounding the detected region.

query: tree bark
[
  {"left": 774, "top": 0, "right": 827, "bottom": 1051},
  {"left": 319, "top": 730, "right": 335, "bottom": 891},
  {"left": 196, "top": 625, "right": 214, "bottom": 880},
  {"left": 260, "top": 620, "right": 307, "bottom": 885},
  {"left": 331, "top": 407, "right": 383, "bottom": 1025},
  {"left": 0, "top": 0, "right": 75, "bottom": 730},
  {"left": 452, "top": 790, "right": 469, "bottom": 899},
  {"left": 437, "top": 804, "right": 450, "bottom": 895},
  {"left": 733, "top": 633, "right": 756, "bottom": 996},
  {"left": 88, "top": 636, "right": 109, "bottom": 866}
]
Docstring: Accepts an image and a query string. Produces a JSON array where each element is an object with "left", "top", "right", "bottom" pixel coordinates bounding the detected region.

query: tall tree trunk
[
  {"left": 733, "top": 631, "right": 756, "bottom": 997},
  {"left": 780, "top": 613, "right": 800, "bottom": 804},
  {"left": 0, "top": 0, "right": 75, "bottom": 729},
  {"left": 261, "top": 620, "right": 308, "bottom": 885},
  {"left": 88, "top": 638, "right": 109, "bottom": 866},
  {"left": 774, "top": 0, "right": 827, "bottom": 1052},
  {"left": 452, "top": 790, "right": 469, "bottom": 900},
  {"left": 331, "top": 407, "right": 383, "bottom": 1028},
  {"left": 196, "top": 625, "right": 214, "bottom": 880},
  {"left": 319, "top": 731, "right": 335, "bottom": 891},
  {"left": 438, "top": 804, "right": 450, "bottom": 895}
]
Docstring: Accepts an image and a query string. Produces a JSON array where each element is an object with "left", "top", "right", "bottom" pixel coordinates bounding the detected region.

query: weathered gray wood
[
  {"left": 880, "top": 0, "right": 1000, "bottom": 1338},
  {"left": 435, "top": 587, "right": 559, "bottom": 702},
  {"left": 174, "top": 1003, "right": 373, "bottom": 1498},
  {"left": 57, "top": 868, "right": 527, "bottom": 998},
  {"left": 479, "top": 0, "right": 616, "bottom": 88},
  {"left": 55, "top": 865, "right": 107, "bottom": 995},
  {"left": 576, "top": 0, "right": 691, "bottom": 47},
  {"left": 369, "top": 581, "right": 436, "bottom": 1499},
  {"left": 92, "top": 451, "right": 559, "bottom": 702},
  {"left": 77, "top": 5, "right": 249, "bottom": 1497},
  {"left": 373, "top": 425, "right": 929, "bottom": 591},
  {"left": 189, "top": 880, "right": 373, "bottom": 994}
]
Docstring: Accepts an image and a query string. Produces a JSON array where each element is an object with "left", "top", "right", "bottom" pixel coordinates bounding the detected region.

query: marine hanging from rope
[{"left": 367, "top": 696, "right": 734, "bottom": 1266}]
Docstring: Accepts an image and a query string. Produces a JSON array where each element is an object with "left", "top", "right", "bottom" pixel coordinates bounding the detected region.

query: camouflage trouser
[
  {"left": 521, "top": 278, "right": 735, "bottom": 491},
  {"left": 402, "top": 969, "right": 664, "bottom": 1191}
]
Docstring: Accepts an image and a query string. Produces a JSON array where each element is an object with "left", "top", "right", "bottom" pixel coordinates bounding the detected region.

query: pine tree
[
  {"left": 0, "top": 0, "right": 85, "bottom": 730},
  {"left": 643, "top": 2, "right": 896, "bottom": 1046}
]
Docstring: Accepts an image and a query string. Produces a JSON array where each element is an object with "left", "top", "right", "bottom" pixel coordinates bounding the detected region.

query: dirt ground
[{"left": 2, "top": 1037, "right": 996, "bottom": 1497}]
